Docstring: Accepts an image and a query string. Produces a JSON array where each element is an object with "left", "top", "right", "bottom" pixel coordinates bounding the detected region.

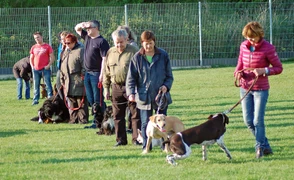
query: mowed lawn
[{"left": 0, "top": 61, "right": 293, "bottom": 180}]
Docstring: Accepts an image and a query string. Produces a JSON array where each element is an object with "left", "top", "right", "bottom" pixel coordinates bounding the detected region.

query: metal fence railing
[{"left": 0, "top": 2, "right": 293, "bottom": 75}]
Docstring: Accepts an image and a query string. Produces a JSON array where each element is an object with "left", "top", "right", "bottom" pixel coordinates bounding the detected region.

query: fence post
[
  {"left": 48, "top": 6, "right": 52, "bottom": 46},
  {"left": 198, "top": 1, "right": 203, "bottom": 67},
  {"left": 124, "top": 4, "right": 128, "bottom": 26},
  {"left": 268, "top": 0, "right": 273, "bottom": 44}
]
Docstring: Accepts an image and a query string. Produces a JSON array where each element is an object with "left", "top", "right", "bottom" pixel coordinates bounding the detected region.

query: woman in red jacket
[{"left": 234, "top": 21, "right": 283, "bottom": 159}]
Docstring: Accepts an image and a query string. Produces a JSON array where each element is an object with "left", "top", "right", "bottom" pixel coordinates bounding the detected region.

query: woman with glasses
[
  {"left": 60, "top": 33, "right": 89, "bottom": 124},
  {"left": 234, "top": 21, "right": 283, "bottom": 158}
]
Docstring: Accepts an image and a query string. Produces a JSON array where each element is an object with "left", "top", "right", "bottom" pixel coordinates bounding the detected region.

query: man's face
[
  {"left": 33, "top": 34, "right": 43, "bottom": 44},
  {"left": 113, "top": 35, "right": 127, "bottom": 53}
]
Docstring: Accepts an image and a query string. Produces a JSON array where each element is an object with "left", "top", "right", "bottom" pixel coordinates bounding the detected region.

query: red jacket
[{"left": 234, "top": 39, "right": 283, "bottom": 90}]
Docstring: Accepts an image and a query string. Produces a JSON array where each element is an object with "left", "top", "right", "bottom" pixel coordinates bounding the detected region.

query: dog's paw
[
  {"left": 38, "top": 120, "right": 43, "bottom": 124},
  {"left": 166, "top": 155, "right": 177, "bottom": 166}
]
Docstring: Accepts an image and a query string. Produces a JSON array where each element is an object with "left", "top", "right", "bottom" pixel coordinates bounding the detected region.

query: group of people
[{"left": 13, "top": 21, "right": 283, "bottom": 157}]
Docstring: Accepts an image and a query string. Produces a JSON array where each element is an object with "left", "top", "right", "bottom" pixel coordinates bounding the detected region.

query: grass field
[{"left": 1, "top": 61, "right": 293, "bottom": 180}]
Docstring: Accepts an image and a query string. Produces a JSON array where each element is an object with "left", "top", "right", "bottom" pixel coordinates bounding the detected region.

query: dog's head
[
  {"left": 208, "top": 113, "right": 229, "bottom": 125},
  {"left": 149, "top": 114, "right": 167, "bottom": 132},
  {"left": 101, "top": 117, "right": 115, "bottom": 135}
]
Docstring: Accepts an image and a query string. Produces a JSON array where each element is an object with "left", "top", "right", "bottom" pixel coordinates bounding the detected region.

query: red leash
[
  {"left": 62, "top": 84, "right": 85, "bottom": 111},
  {"left": 98, "top": 82, "right": 103, "bottom": 107}
]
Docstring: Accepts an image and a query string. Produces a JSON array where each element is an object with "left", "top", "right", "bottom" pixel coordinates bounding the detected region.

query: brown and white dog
[
  {"left": 164, "top": 113, "right": 232, "bottom": 165},
  {"left": 96, "top": 106, "right": 115, "bottom": 135},
  {"left": 143, "top": 114, "right": 185, "bottom": 154}
]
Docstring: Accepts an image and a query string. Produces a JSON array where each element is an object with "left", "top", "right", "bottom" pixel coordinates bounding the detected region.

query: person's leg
[
  {"left": 129, "top": 101, "right": 141, "bottom": 144},
  {"left": 43, "top": 69, "right": 53, "bottom": 97},
  {"left": 16, "top": 78, "right": 23, "bottom": 100},
  {"left": 77, "top": 96, "right": 89, "bottom": 124},
  {"left": 90, "top": 72, "right": 106, "bottom": 112},
  {"left": 84, "top": 72, "right": 94, "bottom": 106},
  {"left": 112, "top": 84, "right": 128, "bottom": 146},
  {"left": 32, "top": 69, "right": 41, "bottom": 104},
  {"left": 67, "top": 97, "right": 77, "bottom": 124},
  {"left": 253, "top": 90, "right": 270, "bottom": 152},
  {"left": 56, "top": 70, "right": 61, "bottom": 90},
  {"left": 25, "top": 80, "right": 30, "bottom": 99},
  {"left": 140, "top": 109, "right": 152, "bottom": 150},
  {"left": 240, "top": 88, "right": 255, "bottom": 136}
]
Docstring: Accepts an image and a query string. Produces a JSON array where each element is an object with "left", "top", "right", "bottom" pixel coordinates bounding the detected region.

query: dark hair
[
  {"left": 65, "top": 33, "right": 78, "bottom": 44},
  {"left": 141, "top": 30, "right": 155, "bottom": 43},
  {"left": 89, "top": 20, "right": 100, "bottom": 30}
]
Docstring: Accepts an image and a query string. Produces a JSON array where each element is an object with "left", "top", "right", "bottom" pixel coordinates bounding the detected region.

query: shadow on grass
[{"left": 0, "top": 130, "right": 27, "bottom": 138}]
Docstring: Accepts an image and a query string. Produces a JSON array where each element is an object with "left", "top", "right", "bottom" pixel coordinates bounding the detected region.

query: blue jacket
[{"left": 126, "top": 47, "right": 173, "bottom": 110}]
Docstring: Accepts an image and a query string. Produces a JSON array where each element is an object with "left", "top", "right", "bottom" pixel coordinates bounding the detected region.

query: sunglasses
[{"left": 64, "top": 42, "right": 72, "bottom": 45}]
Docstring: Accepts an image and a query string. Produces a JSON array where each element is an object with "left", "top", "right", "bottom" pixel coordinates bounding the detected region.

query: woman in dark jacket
[
  {"left": 126, "top": 30, "right": 174, "bottom": 153},
  {"left": 60, "top": 34, "right": 88, "bottom": 124},
  {"left": 13, "top": 56, "right": 32, "bottom": 100}
]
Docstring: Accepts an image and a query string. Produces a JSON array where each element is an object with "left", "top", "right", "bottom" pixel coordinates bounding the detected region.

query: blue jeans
[
  {"left": 84, "top": 71, "right": 106, "bottom": 112},
  {"left": 32, "top": 68, "right": 53, "bottom": 102},
  {"left": 140, "top": 107, "right": 167, "bottom": 150},
  {"left": 16, "top": 78, "right": 30, "bottom": 99},
  {"left": 240, "top": 88, "right": 271, "bottom": 151}
]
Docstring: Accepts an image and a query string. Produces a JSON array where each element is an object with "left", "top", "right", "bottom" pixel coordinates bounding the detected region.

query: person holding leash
[
  {"left": 30, "top": 31, "right": 55, "bottom": 105},
  {"left": 103, "top": 29, "right": 141, "bottom": 146},
  {"left": 13, "top": 56, "right": 32, "bottom": 100},
  {"left": 60, "top": 33, "right": 89, "bottom": 124},
  {"left": 234, "top": 21, "right": 283, "bottom": 158},
  {"left": 126, "top": 30, "right": 174, "bottom": 153},
  {"left": 75, "top": 20, "right": 110, "bottom": 128}
]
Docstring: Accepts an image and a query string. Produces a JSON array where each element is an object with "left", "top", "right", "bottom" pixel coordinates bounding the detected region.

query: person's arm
[
  {"left": 45, "top": 52, "right": 55, "bottom": 70},
  {"left": 75, "top": 22, "right": 91, "bottom": 36},
  {"left": 29, "top": 54, "right": 34, "bottom": 69},
  {"left": 99, "top": 57, "right": 106, "bottom": 82}
]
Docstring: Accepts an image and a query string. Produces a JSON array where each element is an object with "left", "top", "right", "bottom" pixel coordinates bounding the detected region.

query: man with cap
[{"left": 75, "top": 20, "right": 110, "bottom": 128}]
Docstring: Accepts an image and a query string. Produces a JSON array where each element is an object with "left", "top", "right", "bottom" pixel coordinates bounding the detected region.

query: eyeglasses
[{"left": 64, "top": 42, "right": 72, "bottom": 45}]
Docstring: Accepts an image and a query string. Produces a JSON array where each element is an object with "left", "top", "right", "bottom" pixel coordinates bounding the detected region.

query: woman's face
[
  {"left": 64, "top": 39, "right": 75, "bottom": 50},
  {"left": 142, "top": 40, "right": 155, "bottom": 53},
  {"left": 246, "top": 36, "right": 261, "bottom": 46}
]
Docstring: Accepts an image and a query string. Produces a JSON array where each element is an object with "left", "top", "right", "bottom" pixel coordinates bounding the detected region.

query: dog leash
[
  {"left": 61, "top": 84, "right": 86, "bottom": 111},
  {"left": 223, "top": 68, "right": 258, "bottom": 114}
]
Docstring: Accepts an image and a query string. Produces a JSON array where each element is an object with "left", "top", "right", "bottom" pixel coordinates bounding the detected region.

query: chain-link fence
[{"left": 0, "top": 2, "right": 293, "bottom": 74}]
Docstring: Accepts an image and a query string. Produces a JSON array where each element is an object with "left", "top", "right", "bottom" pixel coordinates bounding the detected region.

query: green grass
[{"left": 1, "top": 62, "right": 294, "bottom": 180}]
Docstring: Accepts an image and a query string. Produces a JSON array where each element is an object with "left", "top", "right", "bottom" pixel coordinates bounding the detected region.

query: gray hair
[{"left": 111, "top": 29, "right": 128, "bottom": 40}]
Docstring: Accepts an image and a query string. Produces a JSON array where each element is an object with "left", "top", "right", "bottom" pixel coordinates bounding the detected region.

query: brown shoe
[{"left": 256, "top": 148, "right": 263, "bottom": 159}]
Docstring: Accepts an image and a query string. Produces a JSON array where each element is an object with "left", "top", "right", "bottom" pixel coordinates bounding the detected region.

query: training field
[{"left": 1, "top": 61, "right": 293, "bottom": 180}]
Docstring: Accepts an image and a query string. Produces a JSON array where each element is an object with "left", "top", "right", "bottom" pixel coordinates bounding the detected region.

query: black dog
[
  {"left": 96, "top": 106, "right": 115, "bottom": 135},
  {"left": 31, "top": 94, "right": 70, "bottom": 124},
  {"left": 164, "top": 113, "right": 232, "bottom": 165}
]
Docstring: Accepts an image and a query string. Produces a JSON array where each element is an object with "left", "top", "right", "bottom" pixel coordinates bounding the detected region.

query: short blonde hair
[{"left": 242, "top": 21, "right": 264, "bottom": 38}]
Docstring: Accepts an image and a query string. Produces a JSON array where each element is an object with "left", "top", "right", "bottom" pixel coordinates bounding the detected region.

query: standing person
[
  {"left": 103, "top": 29, "right": 141, "bottom": 146},
  {"left": 60, "top": 33, "right": 89, "bottom": 124},
  {"left": 75, "top": 20, "right": 110, "bottom": 127},
  {"left": 117, "top": 25, "right": 138, "bottom": 49},
  {"left": 117, "top": 25, "right": 139, "bottom": 134},
  {"left": 13, "top": 56, "right": 32, "bottom": 100},
  {"left": 30, "top": 31, "right": 55, "bottom": 105},
  {"left": 234, "top": 21, "right": 283, "bottom": 158},
  {"left": 56, "top": 31, "right": 69, "bottom": 93},
  {"left": 126, "top": 30, "right": 174, "bottom": 152}
]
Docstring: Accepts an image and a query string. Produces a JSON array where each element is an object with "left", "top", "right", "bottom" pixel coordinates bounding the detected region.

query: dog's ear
[
  {"left": 207, "top": 115, "right": 213, "bottom": 120},
  {"left": 224, "top": 115, "right": 229, "bottom": 125},
  {"left": 149, "top": 115, "right": 155, "bottom": 122}
]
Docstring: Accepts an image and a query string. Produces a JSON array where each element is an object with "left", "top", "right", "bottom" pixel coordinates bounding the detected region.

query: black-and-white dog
[
  {"left": 96, "top": 106, "right": 115, "bottom": 135},
  {"left": 164, "top": 113, "right": 232, "bottom": 165},
  {"left": 31, "top": 94, "right": 70, "bottom": 124}
]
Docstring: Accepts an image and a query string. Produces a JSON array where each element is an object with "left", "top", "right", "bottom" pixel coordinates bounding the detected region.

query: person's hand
[
  {"left": 128, "top": 94, "right": 135, "bottom": 102},
  {"left": 104, "top": 90, "right": 110, "bottom": 100},
  {"left": 44, "top": 65, "right": 50, "bottom": 70},
  {"left": 236, "top": 71, "right": 243, "bottom": 80},
  {"left": 253, "top": 68, "right": 266, "bottom": 76},
  {"left": 160, "top": 85, "right": 167, "bottom": 93}
]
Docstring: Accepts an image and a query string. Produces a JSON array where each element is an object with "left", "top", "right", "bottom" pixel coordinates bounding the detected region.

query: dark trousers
[
  {"left": 112, "top": 84, "right": 128, "bottom": 144},
  {"left": 67, "top": 96, "right": 89, "bottom": 124},
  {"left": 129, "top": 101, "right": 141, "bottom": 143}
]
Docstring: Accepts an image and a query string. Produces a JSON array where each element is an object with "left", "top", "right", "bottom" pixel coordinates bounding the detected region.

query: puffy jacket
[
  {"left": 126, "top": 47, "right": 174, "bottom": 110},
  {"left": 234, "top": 39, "right": 283, "bottom": 90}
]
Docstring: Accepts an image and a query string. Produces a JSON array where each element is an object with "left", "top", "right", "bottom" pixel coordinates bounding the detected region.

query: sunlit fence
[{"left": 0, "top": 2, "right": 293, "bottom": 74}]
